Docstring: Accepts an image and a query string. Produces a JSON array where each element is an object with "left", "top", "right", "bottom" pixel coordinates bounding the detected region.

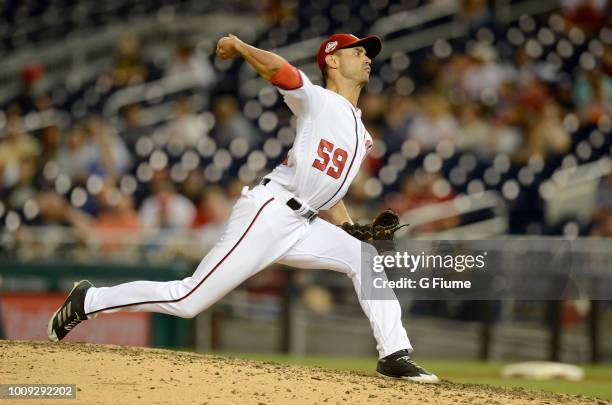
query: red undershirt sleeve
[{"left": 270, "top": 62, "right": 303, "bottom": 90}]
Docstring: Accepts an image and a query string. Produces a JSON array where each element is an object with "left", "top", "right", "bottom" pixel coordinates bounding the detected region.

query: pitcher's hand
[{"left": 216, "top": 34, "right": 241, "bottom": 60}]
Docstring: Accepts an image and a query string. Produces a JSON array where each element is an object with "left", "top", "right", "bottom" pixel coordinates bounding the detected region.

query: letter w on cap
[{"left": 325, "top": 41, "right": 338, "bottom": 53}]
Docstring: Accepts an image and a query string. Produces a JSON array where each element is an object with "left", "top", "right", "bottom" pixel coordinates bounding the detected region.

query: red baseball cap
[{"left": 317, "top": 33, "right": 382, "bottom": 71}]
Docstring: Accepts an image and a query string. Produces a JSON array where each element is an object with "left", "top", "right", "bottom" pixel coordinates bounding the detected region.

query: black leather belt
[{"left": 261, "top": 178, "right": 318, "bottom": 222}]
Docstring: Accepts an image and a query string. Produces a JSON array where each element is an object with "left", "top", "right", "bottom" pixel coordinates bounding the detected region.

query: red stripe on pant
[{"left": 85, "top": 197, "right": 275, "bottom": 316}]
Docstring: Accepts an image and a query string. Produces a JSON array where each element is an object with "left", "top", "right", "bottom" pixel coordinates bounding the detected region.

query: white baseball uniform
[{"left": 84, "top": 70, "right": 412, "bottom": 358}]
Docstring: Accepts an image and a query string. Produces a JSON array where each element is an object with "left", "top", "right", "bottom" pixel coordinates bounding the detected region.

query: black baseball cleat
[
  {"left": 47, "top": 280, "right": 93, "bottom": 342},
  {"left": 377, "top": 349, "right": 440, "bottom": 383}
]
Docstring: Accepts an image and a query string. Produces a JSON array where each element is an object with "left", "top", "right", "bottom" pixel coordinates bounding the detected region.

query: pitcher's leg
[
  {"left": 85, "top": 196, "right": 279, "bottom": 319},
  {"left": 277, "top": 218, "right": 411, "bottom": 359}
]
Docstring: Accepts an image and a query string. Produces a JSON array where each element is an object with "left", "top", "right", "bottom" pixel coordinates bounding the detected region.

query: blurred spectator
[
  {"left": 226, "top": 178, "right": 248, "bottom": 200},
  {"left": 36, "top": 191, "right": 72, "bottom": 226},
  {"left": 359, "top": 92, "right": 387, "bottom": 128},
  {"left": 7, "top": 158, "right": 37, "bottom": 210},
  {"left": 165, "top": 43, "right": 216, "bottom": 88},
  {"left": 0, "top": 113, "right": 40, "bottom": 189},
  {"left": 85, "top": 115, "right": 132, "bottom": 179},
  {"left": 458, "top": 0, "right": 493, "bottom": 33},
  {"left": 417, "top": 53, "right": 444, "bottom": 87},
  {"left": 513, "top": 49, "right": 538, "bottom": 87},
  {"left": 210, "top": 94, "right": 261, "bottom": 148},
  {"left": 489, "top": 122, "right": 522, "bottom": 156},
  {"left": 14, "top": 63, "right": 52, "bottom": 113},
  {"left": 383, "top": 94, "right": 418, "bottom": 152},
  {"left": 511, "top": 48, "right": 558, "bottom": 88},
  {"left": 573, "top": 67, "right": 612, "bottom": 124},
  {"left": 438, "top": 54, "right": 472, "bottom": 96},
  {"left": 409, "top": 92, "right": 460, "bottom": 150},
  {"left": 516, "top": 77, "right": 551, "bottom": 113},
  {"left": 455, "top": 102, "right": 493, "bottom": 157},
  {"left": 462, "top": 43, "right": 509, "bottom": 101},
  {"left": 192, "top": 186, "right": 231, "bottom": 229},
  {"left": 562, "top": 0, "right": 606, "bottom": 32},
  {"left": 120, "top": 103, "right": 149, "bottom": 151},
  {"left": 513, "top": 102, "right": 571, "bottom": 164},
  {"left": 139, "top": 173, "right": 196, "bottom": 229},
  {"left": 385, "top": 173, "right": 448, "bottom": 214},
  {"left": 56, "top": 117, "right": 130, "bottom": 183},
  {"left": 385, "top": 172, "right": 459, "bottom": 232},
  {"left": 69, "top": 185, "right": 141, "bottom": 251},
  {"left": 57, "top": 125, "right": 98, "bottom": 182},
  {"left": 590, "top": 170, "right": 612, "bottom": 237},
  {"left": 180, "top": 170, "right": 206, "bottom": 203},
  {"left": 92, "top": 186, "right": 141, "bottom": 233},
  {"left": 164, "top": 97, "right": 208, "bottom": 147},
  {"left": 38, "top": 124, "right": 62, "bottom": 169},
  {"left": 109, "top": 33, "right": 148, "bottom": 87},
  {"left": 602, "top": 47, "right": 612, "bottom": 77},
  {"left": 260, "top": 0, "right": 297, "bottom": 26}
]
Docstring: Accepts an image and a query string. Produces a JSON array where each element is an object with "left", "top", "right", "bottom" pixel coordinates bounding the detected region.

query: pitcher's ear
[{"left": 325, "top": 53, "right": 339, "bottom": 70}]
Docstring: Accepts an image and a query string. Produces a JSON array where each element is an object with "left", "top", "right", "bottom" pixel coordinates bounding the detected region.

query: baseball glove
[
  {"left": 372, "top": 209, "right": 408, "bottom": 240},
  {"left": 340, "top": 209, "right": 408, "bottom": 241},
  {"left": 340, "top": 222, "right": 374, "bottom": 241}
]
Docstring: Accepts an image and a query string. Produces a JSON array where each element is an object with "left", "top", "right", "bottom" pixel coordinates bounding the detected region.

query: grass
[{"left": 213, "top": 352, "right": 612, "bottom": 400}]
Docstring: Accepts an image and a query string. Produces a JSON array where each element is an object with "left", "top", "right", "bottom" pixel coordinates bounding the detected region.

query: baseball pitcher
[{"left": 48, "top": 33, "right": 438, "bottom": 383}]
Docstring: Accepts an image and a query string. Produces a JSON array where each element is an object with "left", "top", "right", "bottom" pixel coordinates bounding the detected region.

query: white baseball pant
[{"left": 84, "top": 181, "right": 412, "bottom": 358}]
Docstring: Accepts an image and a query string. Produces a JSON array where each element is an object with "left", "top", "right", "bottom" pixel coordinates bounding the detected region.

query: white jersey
[{"left": 265, "top": 70, "right": 373, "bottom": 211}]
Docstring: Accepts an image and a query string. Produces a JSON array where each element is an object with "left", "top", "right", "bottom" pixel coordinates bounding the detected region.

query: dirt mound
[{"left": 0, "top": 340, "right": 603, "bottom": 404}]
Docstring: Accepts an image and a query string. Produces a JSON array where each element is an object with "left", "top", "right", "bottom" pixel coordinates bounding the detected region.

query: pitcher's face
[{"left": 333, "top": 46, "right": 372, "bottom": 86}]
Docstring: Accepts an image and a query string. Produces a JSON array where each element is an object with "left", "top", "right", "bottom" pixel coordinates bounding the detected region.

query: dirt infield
[{"left": 0, "top": 340, "right": 606, "bottom": 404}]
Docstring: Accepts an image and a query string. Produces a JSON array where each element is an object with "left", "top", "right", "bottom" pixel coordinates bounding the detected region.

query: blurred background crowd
[
  {"left": 0, "top": 0, "right": 610, "bottom": 361},
  {"left": 1, "top": 0, "right": 611, "bottom": 259},
  {"left": 0, "top": 0, "right": 610, "bottom": 251}
]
